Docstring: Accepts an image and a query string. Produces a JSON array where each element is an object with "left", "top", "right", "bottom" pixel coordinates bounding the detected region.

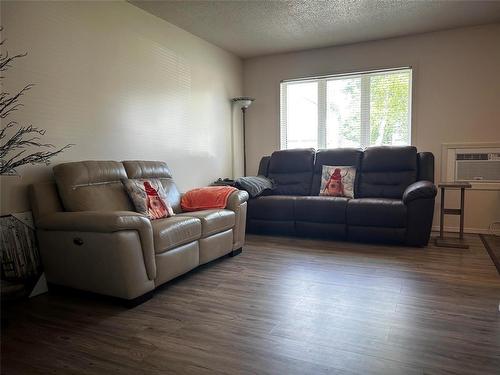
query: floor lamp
[{"left": 231, "top": 96, "right": 255, "bottom": 176}]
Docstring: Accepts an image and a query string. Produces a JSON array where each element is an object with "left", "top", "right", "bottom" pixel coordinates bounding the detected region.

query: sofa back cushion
[
  {"left": 268, "top": 148, "right": 315, "bottom": 195},
  {"left": 123, "top": 160, "right": 182, "bottom": 213},
  {"left": 417, "top": 152, "right": 435, "bottom": 182},
  {"left": 257, "top": 156, "right": 271, "bottom": 176},
  {"left": 357, "top": 146, "right": 417, "bottom": 199},
  {"left": 311, "top": 148, "right": 363, "bottom": 195},
  {"left": 54, "top": 161, "right": 134, "bottom": 212}
]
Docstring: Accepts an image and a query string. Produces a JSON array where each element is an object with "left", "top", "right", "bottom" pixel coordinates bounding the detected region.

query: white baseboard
[{"left": 431, "top": 225, "right": 499, "bottom": 235}]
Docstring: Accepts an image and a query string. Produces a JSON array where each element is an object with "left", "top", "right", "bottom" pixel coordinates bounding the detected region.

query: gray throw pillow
[{"left": 235, "top": 175, "right": 274, "bottom": 198}]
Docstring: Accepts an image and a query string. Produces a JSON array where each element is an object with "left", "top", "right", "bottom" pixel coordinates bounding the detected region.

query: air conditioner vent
[
  {"left": 456, "top": 153, "right": 487, "bottom": 160},
  {"left": 456, "top": 153, "right": 500, "bottom": 161}
]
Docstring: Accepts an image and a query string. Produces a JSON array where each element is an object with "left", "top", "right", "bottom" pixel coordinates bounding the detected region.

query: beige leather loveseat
[{"left": 29, "top": 160, "right": 248, "bottom": 304}]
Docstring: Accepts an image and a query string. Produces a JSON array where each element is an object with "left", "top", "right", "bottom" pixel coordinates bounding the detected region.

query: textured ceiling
[{"left": 130, "top": 1, "right": 500, "bottom": 58}]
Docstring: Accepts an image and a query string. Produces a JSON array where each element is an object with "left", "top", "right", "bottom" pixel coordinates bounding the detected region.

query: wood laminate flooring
[
  {"left": 2, "top": 234, "right": 500, "bottom": 374},
  {"left": 481, "top": 234, "right": 500, "bottom": 274}
]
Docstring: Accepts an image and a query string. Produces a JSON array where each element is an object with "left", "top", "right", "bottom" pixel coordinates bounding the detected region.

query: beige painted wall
[
  {"left": 243, "top": 24, "right": 500, "bottom": 233},
  {"left": 0, "top": 1, "right": 243, "bottom": 215}
]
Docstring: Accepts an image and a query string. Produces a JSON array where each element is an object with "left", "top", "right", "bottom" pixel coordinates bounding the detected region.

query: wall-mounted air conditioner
[
  {"left": 442, "top": 143, "right": 500, "bottom": 190},
  {"left": 455, "top": 150, "right": 500, "bottom": 182}
]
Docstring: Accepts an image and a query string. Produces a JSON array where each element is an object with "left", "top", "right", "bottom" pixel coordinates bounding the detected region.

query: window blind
[{"left": 280, "top": 68, "right": 412, "bottom": 150}]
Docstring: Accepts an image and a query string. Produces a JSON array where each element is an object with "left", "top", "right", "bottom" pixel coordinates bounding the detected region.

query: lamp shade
[{"left": 231, "top": 96, "right": 255, "bottom": 109}]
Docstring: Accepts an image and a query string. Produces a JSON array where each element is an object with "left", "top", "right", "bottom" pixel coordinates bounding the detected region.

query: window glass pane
[
  {"left": 285, "top": 81, "right": 318, "bottom": 149},
  {"left": 280, "top": 68, "right": 411, "bottom": 150},
  {"left": 326, "top": 78, "right": 361, "bottom": 148},
  {"left": 370, "top": 72, "right": 410, "bottom": 146}
]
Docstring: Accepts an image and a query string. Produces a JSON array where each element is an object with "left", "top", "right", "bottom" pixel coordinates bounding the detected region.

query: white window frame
[{"left": 280, "top": 67, "right": 413, "bottom": 150}]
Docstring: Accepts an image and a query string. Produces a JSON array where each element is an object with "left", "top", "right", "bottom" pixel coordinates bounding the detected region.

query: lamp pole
[
  {"left": 231, "top": 97, "right": 255, "bottom": 177},
  {"left": 242, "top": 106, "right": 247, "bottom": 176}
]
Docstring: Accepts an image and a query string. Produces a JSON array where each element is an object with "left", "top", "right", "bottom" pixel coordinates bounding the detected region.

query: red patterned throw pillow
[
  {"left": 319, "top": 165, "right": 356, "bottom": 198},
  {"left": 123, "top": 179, "right": 174, "bottom": 220}
]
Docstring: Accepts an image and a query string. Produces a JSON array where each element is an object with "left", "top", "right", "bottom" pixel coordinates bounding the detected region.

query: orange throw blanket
[{"left": 181, "top": 186, "right": 237, "bottom": 212}]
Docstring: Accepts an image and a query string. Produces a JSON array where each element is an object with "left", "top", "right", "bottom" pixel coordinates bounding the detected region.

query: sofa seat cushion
[
  {"left": 295, "top": 196, "right": 348, "bottom": 224},
  {"left": 247, "top": 196, "right": 297, "bottom": 221},
  {"left": 151, "top": 216, "right": 201, "bottom": 254},
  {"left": 178, "top": 209, "right": 235, "bottom": 238},
  {"left": 347, "top": 198, "right": 407, "bottom": 228}
]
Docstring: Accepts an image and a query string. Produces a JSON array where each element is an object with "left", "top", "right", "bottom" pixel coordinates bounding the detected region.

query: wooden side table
[{"left": 435, "top": 182, "right": 472, "bottom": 249}]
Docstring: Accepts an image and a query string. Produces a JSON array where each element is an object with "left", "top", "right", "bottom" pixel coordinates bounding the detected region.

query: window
[{"left": 280, "top": 68, "right": 412, "bottom": 149}]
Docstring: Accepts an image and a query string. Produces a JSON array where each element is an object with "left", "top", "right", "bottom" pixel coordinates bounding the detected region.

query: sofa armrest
[
  {"left": 37, "top": 211, "right": 156, "bottom": 280},
  {"left": 225, "top": 190, "right": 249, "bottom": 251},
  {"left": 402, "top": 181, "right": 437, "bottom": 205},
  {"left": 225, "top": 190, "right": 249, "bottom": 211}
]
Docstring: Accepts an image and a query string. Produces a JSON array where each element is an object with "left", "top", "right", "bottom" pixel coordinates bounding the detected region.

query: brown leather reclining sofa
[
  {"left": 29, "top": 160, "right": 248, "bottom": 304},
  {"left": 247, "top": 146, "right": 437, "bottom": 246}
]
